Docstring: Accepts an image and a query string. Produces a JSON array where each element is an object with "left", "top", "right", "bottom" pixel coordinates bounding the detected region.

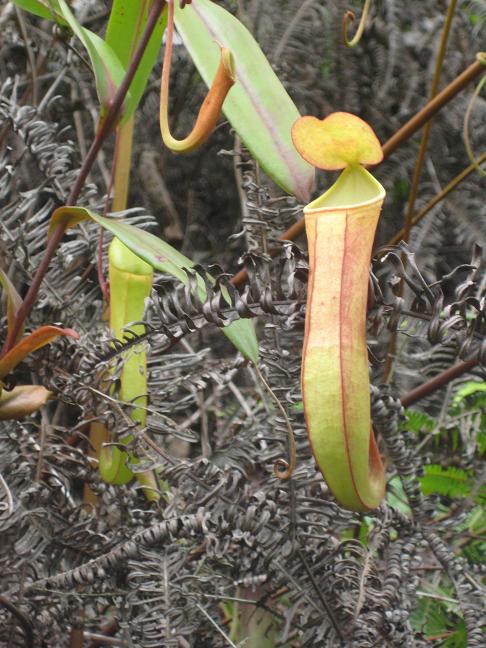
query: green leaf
[
  {"left": 50, "top": 207, "right": 259, "bottom": 362},
  {"left": 411, "top": 590, "right": 467, "bottom": 647},
  {"left": 105, "top": 1, "right": 167, "bottom": 120},
  {"left": 13, "top": 1, "right": 137, "bottom": 119},
  {"left": 459, "top": 508, "right": 486, "bottom": 563},
  {"left": 11, "top": 0, "right": 65, "bottom": 22},
  {"left": 452, "top": 381, "right": 486, "bottom": 407},
  {"left": 404, "top": 408, "right": 436, "bottom": 434},
  {"left": 174, "top": 0, "right": 314, "bottom": 203},
  {"left": 419, "top": 465, "right": 472, "bottom": 499},
  {"left": 442, "top": 621, "right": 467, "bottom": 648},
  {"left": 57, "top": 0, "right": 127, "bottom": 116},
  {"left": 386, "top": 476, "right": 412, "bottom": 517},
  {"left": 410, "top": 596, "right": 450, "bottom": 636},
  {"left": 0, "top": 269, "right": 24, "bottom": 346}
]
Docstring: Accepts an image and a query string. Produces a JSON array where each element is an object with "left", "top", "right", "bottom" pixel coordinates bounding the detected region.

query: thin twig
[
  {"left": 400, "top": 358, "right": 478, "bottom": 408},
  {"left": 252, "top": 363, "right": 297, "bottom": 480},
  {"left": 383, "top": 0, "right": 459, "bottom": 381},
  {"left": 387, "top": 151, "right": 486, "bottom": 245},
  {"left": 0, "top": 471, "right": 13, "bottom": 517},
  {"left": 195, "top": 603, "right": 239, "bottom": 648},
  {"left": 402, "top": 0, "right": 459, "bottom": 244},
  {"left": 296, "top": 550, "right": 344, "bottom": 644}
]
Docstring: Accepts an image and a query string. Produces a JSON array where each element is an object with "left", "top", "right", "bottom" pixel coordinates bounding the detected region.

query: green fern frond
[
  {"left": 404, "top": 409, "right": 436, "bottom": 434},
  {"left": 410, "top": 596, "right": 450, "bottom": 636},
  {"left": 452, "top": 381, "right": 486, "bottom": 409},
  {"left": 419, "top": 465, "right": 473, "bottom": 498}
]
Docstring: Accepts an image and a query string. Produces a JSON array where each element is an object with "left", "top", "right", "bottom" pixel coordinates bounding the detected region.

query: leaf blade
[
  {"left": 174, "top": 0, "right": 314, "bottom": 202},
  {"left": 0, "top": 269, "right": 24, "bottom": 346},
  {"left": 57, "top": 0, "right": 127, "bottom": 115},
  {"left": 0, "top": 326, "right": 79, "bottom": 380},
  {"left": 0, "top": 385, "right": 52, "bottom": 420},
  {"left": 105, "top": 1, "right": 167, "bottom": 120},
  {"left": 10, "top": 0, "right": 65, "bottom": 22},
  {"left": 51, "top": 207, "right": 259, "bottom": 362}
]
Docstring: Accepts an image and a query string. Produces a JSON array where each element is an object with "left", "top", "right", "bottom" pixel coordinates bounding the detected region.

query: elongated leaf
[
  {"left": 0, "top": 269, "right": 24, "bottom": 345},
  {"left": 11, "top": 0, "right": 65, "bottom": 22},
  {"left": 105, "top": 1, "right": 167, "bottom": 119},
  {"left": 174, "top": 0, "right": 314, "bottom": 202},
  {"left": 15, "top": 0, "right": 165, "bottom": 121},
  {"left": 0, "top": 385, "right": 52, "bottom": 420},
  {"left": 13, "top": 1, "right": 127, "bottom": 117},
  {"left": 50, "top": 207, "right": 259, "bottom": 362},
  {"left": 57, "top": 0, "right": 127, "bottom": 116},
  {"left": 0, "top": 326, "right": 79, "bottom": 380}
]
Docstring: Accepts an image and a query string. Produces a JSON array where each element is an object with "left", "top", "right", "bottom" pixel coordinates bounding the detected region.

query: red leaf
[{"left": 0, "top": 326, "right": 79, "bottom": 380}]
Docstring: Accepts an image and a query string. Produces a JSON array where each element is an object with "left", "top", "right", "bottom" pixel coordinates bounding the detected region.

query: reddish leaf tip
[{"left": 61, "top": 328, "right": 80, "bottom": 340}]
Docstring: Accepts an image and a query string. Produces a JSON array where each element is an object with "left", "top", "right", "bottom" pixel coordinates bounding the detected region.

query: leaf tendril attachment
[
  {"left": 463, "top": 71, "right": 486, "bottom": 177},
  {"left": 342, "top": 0, "right": 372, "bottom": 48},
  {"left": 252, "top": 363, "right": 296, "bottom": 480},
  {"left": 160, "top": 0, "right": 236, "bottom": 153}
]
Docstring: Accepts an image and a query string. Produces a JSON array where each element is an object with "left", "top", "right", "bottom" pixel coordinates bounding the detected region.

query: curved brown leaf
[{"left": 0, "top": 385, "right": 53, "bottom": 420}]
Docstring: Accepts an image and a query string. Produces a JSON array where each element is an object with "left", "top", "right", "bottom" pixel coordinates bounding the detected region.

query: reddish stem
[
  {"left": 400, "top": 358, "right": 478, "bottom": 408},
  {"left": 3, "top": 224, "right": 65, "bottom": 354},
  {"left": 4, "top": 0, "right": 167, "bottom": 353}
]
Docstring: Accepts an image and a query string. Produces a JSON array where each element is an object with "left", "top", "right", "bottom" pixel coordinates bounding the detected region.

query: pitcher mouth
[{"left": 304, "top": 164, "right": 385, "bottom": 213}]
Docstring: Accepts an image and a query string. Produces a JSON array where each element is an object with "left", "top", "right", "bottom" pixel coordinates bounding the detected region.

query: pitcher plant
[{"left": 292, "top": 112, "right": 386, "bottom": 511}]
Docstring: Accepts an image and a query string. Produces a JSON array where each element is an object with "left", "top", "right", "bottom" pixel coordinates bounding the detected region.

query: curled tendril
[
  {"left": 160, "top": 0, "right": 236, "bottom": 153},
  {"left": 342, "top": 0, "right": 372, "bottom": 48},
  {"left": 273, "top": 457, "right": 293, "bottom": 479},
  {"left": 463, "top": 71, "right": 486, "bottom": 177},
  {"left": 252, "top": 364, "right": 296, "bottom": 480}
]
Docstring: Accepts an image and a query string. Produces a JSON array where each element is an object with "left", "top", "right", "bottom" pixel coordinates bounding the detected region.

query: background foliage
[{"left": 0, "top": 1, "right": 485, "bottom": 646}]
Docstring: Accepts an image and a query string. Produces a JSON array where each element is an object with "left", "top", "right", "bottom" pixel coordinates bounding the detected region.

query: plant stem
[
  {"left": 3, "top": 224, "right": 64, "bottom": 353},
  {"left": 400, "top": 358, "right": 478, "bottom": 408},
  {"left": 387, "top": 151, "right": 486, "bottom": 246},
  {"left": 383, "top": 0, "right": 458, "bottom": 381},
  {"left": 382, "top": 56, "right": 484, "bottom": 159},
  {"left": 4, "top": 0, "right": 166, "bottom": 353},
  {"left": 112, "top": 116, "right": 135, "bottom": 211},
  {"left": 401, "top": 0, "right": 458, "bottom": 243}
]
